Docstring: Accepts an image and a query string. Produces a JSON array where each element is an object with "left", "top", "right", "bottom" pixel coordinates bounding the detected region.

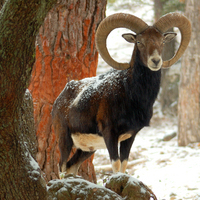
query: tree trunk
[
  {"left": 178, "top": 0, "right": 200, "bottom": 146},
  {"left": 154, "top": 0, "right": 177, "bottom": 116},
  {"left": 28, "top": 0, "right": 106, "bottom": 182},
  {"left": 160, "top": 29, "right": 177, "bottom": 116},
  {"left": 154, "top": 0, "right": 163, "bottom": 22},
  {"left": 0, "top": 0, "right": 57, "bottom": 199}
]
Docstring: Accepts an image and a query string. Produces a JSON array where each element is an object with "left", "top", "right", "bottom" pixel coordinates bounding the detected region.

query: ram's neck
[{"left": 129, "top": 50, "right": 161, "bottom": 104}]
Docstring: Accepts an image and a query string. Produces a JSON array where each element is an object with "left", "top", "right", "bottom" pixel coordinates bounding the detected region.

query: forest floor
[
  {"left": 94, "top": 115, "right": 200, "bottom": 200},
  {"left": 94, "top": 1, "right": 200, "bottom": 199}
]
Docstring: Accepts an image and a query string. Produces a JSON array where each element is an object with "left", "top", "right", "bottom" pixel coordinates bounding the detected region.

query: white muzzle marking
[{"left": 147, "top": 50, "right": 162, "bottom": 71}]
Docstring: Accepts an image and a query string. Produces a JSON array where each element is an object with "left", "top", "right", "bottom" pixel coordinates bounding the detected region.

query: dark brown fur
[{"left": 52, "top": 27, "right": 176, "bottom": 174}]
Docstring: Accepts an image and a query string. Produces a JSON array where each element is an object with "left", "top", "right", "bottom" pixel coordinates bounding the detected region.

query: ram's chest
[{"left": 71, "top": 133, "right": 132, "bottom": 152}]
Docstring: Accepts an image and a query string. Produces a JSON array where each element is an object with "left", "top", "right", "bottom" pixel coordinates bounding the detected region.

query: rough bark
[
  {"left": 178, "top": 0, "right": 200, "bottom": 146},
  {"left": 0, "top": 0, "right": 4, "bottom": 9},
  {"left": 0, "top": 0, "right": 57, "bottom": 199},
  {"left": 19, "top": 90, "right": 37, "bottom": 159},
  {"left": 154, "top": 0, "right": 163, "bottom": 22},
  {"left": 28, "top": 0, "right": 107, "bottom": 182}
]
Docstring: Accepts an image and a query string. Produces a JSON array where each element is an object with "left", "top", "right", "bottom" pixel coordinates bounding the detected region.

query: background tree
[
  {"left": 29, "top": 0, "right": 106, "bottom": 183},
  {"left": 178, "top": 0, "right": 200, "bottom": 146},
  {"left": 154, "top": 0, "right": 185, "bottom": 116}
]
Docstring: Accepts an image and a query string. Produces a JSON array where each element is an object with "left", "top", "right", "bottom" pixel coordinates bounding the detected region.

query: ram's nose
[
  {"left": 147, "top": 49, "right": 163, "bottom": 71},
  {"left": 151, "top": 58, "right": 161, "bottom": 66}
]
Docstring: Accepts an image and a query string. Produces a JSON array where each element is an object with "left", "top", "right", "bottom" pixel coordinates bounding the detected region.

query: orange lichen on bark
[{"left": 29, "top": 1, "right": 106, "bottom": 182}]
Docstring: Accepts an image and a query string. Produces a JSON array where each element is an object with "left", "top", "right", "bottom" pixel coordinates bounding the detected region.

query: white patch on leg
[
  {"left": 118, "top": 133, "right": 132, "bottom": 142},
  {"left": 61, "top": 161, "right": 67, "bottom": 172},
  {"left": 112, "top": 159, "right": 121, "bottom": 173},
  {"left": 120, "top": 160, "right": 128, "bottom": 173},
  {"left": 60, "top": 163, "right": 81, "bottom": 179},
  {"left": 66, "top": 163, "right": 80, "bottom": 175}
]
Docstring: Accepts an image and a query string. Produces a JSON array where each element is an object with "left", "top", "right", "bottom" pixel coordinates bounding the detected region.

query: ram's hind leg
[
  {"left": 57, "top": 126, "right": 73, "bottom": 173},
  {"left": 66, "top": 149, "right": 95, "bottom": 175},
  {"left": 119, "top": 134, "right": 136, "bottom": 173}
]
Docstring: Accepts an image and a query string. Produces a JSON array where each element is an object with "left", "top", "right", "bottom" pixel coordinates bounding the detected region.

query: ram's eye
[{"left": 137, "top": 41, "right": 144, "bottom": 47}]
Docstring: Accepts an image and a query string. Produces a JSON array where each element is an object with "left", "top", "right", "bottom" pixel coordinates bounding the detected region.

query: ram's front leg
[
  {"left": 103, "top": 131, "right": 121, "bottom": 173},
  {"left": 119, "top": 134, "right": 137, "bottom": 173}
]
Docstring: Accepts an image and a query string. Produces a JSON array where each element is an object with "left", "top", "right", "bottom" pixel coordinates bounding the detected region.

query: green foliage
[
  {"left": 162, "top": 0, "right": 185, "bottom": 14},
  {"left": 108, "top": 0, "right": 117, "bottom": 3},
  {"left": 107, "top": 0, "right": 184, "bottom": 14},
  {"left": 107, "top": 0, "right": 152, "bottom": 12},
  {"left": 113, "top": 0, "right": 151, "bottom": 6}
]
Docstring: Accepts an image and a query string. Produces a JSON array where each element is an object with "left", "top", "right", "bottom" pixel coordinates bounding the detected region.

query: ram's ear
[
  {"left": 122, "top": 33, "right": 136, "bottom": 43},
  {"left": 163, "top": 32, "right": 177, "bottom": 43}
]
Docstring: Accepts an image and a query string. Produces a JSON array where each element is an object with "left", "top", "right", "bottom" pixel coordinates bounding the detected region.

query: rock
[
  {"left": 105, "top": 173, "right": 157, "bottom": 200},
  {"left": 47, "top": 173, "right": 158, "bottom": 200},
  {"left": 47, "top": 174, "right": 122, "bottom": 200},
  {"left": 162, "top": 132, "right": 177, "bottom": 141}
]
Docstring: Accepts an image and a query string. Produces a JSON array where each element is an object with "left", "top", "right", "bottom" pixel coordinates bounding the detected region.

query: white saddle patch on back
[{"left": 71, "top": 132, "right": 132, "bottom": 152}]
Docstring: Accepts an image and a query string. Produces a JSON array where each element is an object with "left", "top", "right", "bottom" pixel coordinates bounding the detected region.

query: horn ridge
[
  {"left": 95, "top": 13, "right": 148, "bottom": 70},
  {"left": 153, "top": 12, "right": 191, "bottom": 68}
]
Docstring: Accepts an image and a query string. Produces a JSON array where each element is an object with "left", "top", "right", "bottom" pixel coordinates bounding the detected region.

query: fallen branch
[
  {"left": 162, "top": 132, "right": 177, "bottom": 141},
  {"left": 94, "top": 158, "right": 147, "bottom": 172}
]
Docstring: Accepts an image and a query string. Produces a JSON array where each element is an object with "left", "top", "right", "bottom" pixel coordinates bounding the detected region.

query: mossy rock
[
  {"left": 105, "top": 173, "right": 157, "bottom": 200},
  {"left": 47, "top": 174, "right": 122, "bottom": 200}
]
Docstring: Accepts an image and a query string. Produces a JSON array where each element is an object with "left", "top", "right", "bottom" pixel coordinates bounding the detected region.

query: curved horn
[
  {"left": 95, "top": 13, "right": 149, "bottom": 70},
  {"left": 153, "top": 12, "right": 191, "bottom": 68}
]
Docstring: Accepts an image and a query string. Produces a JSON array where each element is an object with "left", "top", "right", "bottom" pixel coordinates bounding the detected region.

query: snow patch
[{"left": 25, "top": 151, "right": 39, "bottom": 170}]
